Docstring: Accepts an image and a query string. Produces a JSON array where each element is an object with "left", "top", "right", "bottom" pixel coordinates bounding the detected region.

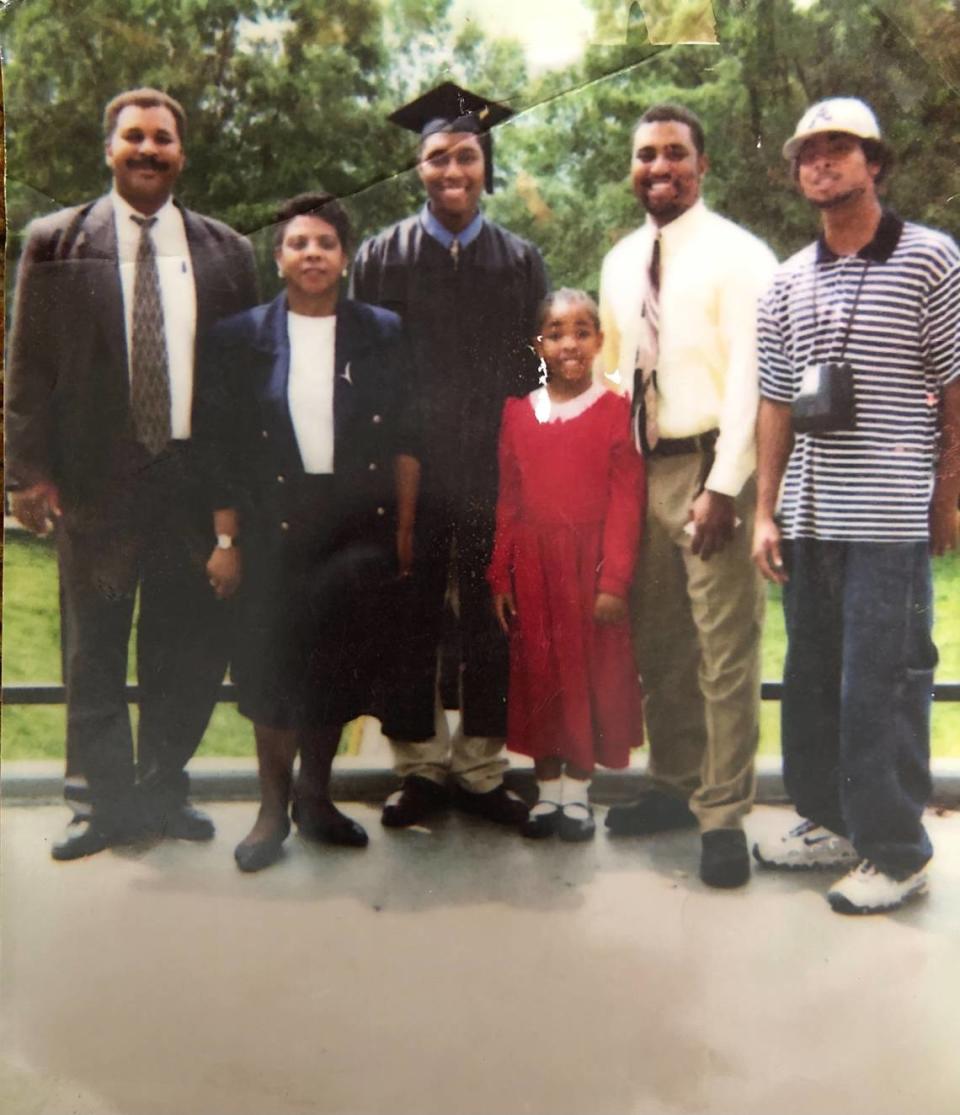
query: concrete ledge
[{"left": 4, "top": 756, "right": 960, "bottom": 808}]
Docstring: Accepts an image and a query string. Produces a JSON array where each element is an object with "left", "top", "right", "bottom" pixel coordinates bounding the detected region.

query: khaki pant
[
  {"left": 390, "top": 695, "right": 508, "bottom": 793},
  {"left": 633, "top": 454, "right": 763, "bottom": 832}
]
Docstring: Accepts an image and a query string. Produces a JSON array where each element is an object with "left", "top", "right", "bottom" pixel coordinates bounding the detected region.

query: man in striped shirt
[{"left": 752, "top": 98, "right": 960, "bottom": 914}]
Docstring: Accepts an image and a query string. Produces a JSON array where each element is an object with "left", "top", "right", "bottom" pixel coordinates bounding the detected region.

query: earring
[
  {"left": 537, "top": 354, "right": 549, "bottom": 385},
  {"left": 277, "top": 266, "right": 284, "bottom": 278}
]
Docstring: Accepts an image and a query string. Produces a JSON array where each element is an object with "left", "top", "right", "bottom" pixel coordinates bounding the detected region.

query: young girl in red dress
[{"left": 488, "top": 289, "right": 645, "bottom": 841}]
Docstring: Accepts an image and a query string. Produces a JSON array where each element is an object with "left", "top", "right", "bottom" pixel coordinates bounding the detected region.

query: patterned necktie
[
  {"left": 633, "top": 233, "right": 661, "bottom": 454},
  {"left": 450, "top": 236, "right": 460, "bottom": 270},
  {"left": 130, "top": 215, "right": 171, "bottom": 456}
]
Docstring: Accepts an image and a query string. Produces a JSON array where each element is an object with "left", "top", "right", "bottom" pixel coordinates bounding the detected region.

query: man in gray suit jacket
[{"left": 6, "top": 88, "right": 258, "bottom": 860}]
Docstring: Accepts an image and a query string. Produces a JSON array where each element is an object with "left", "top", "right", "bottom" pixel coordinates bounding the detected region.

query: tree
[
  {"left": 1, "top": 0, "right": 530, "bottom": 286},
  {"left": 3, "top": 0, "right": 957, "bottom": 294}
]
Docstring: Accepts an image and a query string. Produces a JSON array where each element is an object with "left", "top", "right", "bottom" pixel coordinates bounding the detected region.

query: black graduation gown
[{"left": 351, "top": 213, "right": 548, "bottom": 739}]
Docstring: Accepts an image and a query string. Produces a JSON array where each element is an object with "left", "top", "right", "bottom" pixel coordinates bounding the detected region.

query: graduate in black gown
[{"left": 351, "top": 83, "right": 549, "bottom": 827}]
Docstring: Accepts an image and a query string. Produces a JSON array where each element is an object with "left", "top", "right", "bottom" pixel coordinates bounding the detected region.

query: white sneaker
[
  {"left": 752, "top": 817, "right": 858, "bottom": 870},
  {"left": 827, "top": 860, "right": 929, "bottom": 915}
]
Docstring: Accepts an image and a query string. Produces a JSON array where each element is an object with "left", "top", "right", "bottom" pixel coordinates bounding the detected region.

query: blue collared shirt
[{"left": 419, "top": 204, "right": 484, "bottom": 251}]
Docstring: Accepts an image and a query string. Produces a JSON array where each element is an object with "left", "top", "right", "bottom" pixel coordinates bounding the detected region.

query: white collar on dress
[{"left": 530, "top": 382, "right": 604, "bottom": 424}]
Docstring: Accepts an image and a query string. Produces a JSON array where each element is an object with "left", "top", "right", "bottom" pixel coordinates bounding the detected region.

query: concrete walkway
[{"left": 2, "top": 801, "right": 959, "bottom": 1115}]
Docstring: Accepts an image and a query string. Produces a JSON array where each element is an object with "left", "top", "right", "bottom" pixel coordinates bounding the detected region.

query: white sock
[
  {"left": 563, "top": 776, "right": 591, "bottom": 813},
  {"left": 531, "top": 778, "right": 562, "bottom": 816}
]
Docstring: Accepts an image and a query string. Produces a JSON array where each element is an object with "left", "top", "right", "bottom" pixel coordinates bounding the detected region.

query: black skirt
[{"left": 231, "top": 475, "right": 394, "bottom": 729}]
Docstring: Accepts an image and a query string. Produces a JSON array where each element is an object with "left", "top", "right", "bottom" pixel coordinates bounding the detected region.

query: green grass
[
  {"left": 3, "top": 530, "right": 959, "bottom": 759},
  {"left": 1, "top": 531, "right": 253, "bottom": 761}
]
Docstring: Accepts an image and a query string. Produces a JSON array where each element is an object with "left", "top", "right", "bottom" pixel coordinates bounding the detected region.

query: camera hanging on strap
[{"left": 791, "top": 260, "right": 871, "bottom": 434}]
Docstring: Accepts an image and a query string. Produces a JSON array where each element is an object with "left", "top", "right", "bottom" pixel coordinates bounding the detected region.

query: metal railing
[{"left": 3, "top": 681, "right": 960, "bottom": 704}]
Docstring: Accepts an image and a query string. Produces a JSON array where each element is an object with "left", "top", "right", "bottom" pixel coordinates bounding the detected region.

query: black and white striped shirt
[{"left": 759, "top": 211, "right": 960, "bottom": 541}]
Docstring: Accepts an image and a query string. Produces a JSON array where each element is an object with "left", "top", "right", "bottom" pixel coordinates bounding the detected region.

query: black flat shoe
[
  {"left": 234, "top": 818, "right": 291, "bottom": 873},
  {"left": 292, "top": 801, "right": 369, "bottom": 848},
  {"left": 558, "top": 803, "right": 596, "bottom": 842}
]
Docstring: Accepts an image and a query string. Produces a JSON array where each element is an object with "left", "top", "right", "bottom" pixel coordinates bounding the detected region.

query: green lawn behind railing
[{"left": 3, "top": 530, "right": 959, "bottom": 760}]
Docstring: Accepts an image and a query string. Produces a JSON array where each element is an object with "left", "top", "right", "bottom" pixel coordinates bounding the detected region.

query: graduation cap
[{"left": 388, "top": 81, "right": 514, "bottom": 193}]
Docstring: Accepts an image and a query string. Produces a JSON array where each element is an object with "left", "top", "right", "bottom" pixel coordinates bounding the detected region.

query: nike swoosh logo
[{"left": 803, "top": 835, "right": 832, "bottom": 846}]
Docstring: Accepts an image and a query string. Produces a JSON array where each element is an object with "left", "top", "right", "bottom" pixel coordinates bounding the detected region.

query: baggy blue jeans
[{"left": 781, "top": 539, "right": 935, "bottom": 877}]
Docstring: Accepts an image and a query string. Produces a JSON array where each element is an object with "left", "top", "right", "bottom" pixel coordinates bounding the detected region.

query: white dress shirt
[
  {"left": 599, "top": 199, "right": 777, "bottom": 497},
  {"left": 113, "top": 190, "right": 197, "bottom": 439},
  {"left": 287, "top": 312, "right": 336, "bottom": 474}
]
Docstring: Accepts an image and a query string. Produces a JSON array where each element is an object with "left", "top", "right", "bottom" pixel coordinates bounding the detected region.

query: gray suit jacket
[{"left": 6, "top": 193, "right": 259, "bottom": 510}]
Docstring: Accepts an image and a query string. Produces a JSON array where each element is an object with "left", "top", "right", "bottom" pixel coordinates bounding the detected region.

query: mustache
[{"left": 126, "top": 156, "right": 169, "bottom": 171}]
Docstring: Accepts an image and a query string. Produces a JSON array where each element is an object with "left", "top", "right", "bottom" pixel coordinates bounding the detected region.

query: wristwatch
[{"left": 216, "top": 534, "right": 238, "bottom": 550}]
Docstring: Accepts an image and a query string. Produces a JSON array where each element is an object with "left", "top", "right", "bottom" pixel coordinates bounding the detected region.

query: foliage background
[
  {"left": 2, "top": 0, "right": 959, "bottom": 758},
  {"left": 3, "top": 0, "right": 958, "bottom": 293}
]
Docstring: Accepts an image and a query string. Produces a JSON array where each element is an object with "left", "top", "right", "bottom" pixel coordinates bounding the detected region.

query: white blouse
[{"left": 287, "top": 312, "right": 336, "bottom": 474}]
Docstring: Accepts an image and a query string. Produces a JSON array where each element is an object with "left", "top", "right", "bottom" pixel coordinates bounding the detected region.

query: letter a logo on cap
[{"left": 807, "top": 105, "right": 834, "bottom": 127}]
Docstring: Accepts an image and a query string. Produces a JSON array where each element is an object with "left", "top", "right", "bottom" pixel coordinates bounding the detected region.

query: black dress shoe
[
  {"left": 292, "top": 801, "right": 369, "bottom": 847},
  {"left": 381, "top": 775, "right": 449, "bottom": 828},
  {"left": 160, "top": 803, "right": 216, "bottom": 842},
  {"left": 558, "top": 803, "right": 596, "bottom": 842},
  {"left": 453, "top": 782, "right": 530, "bottom": 826},
  {"left": 520, "top": 803, "right": 561, "bottom": 839},
  {"left": 700, "top": 829, "right": 750, "bottom": 888},
  {"left": 234, "top": 818, "right": 291, "bottom": 873},
  {"left": 604, "top": 791, "right": 697, "bottom": 836},
  {"left": 51, "top": 817, "right": 129, "bottom": 862}
]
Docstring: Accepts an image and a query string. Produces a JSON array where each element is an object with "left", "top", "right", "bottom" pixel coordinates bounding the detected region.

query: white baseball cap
[{"left": 783, "top": 97, "right": 882, "bottom": 159}]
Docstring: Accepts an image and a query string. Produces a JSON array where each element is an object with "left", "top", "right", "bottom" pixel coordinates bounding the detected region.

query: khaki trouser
[
  {"left": 390, "top": 695, "right": 508, "bottom": 793},
  {"left": 632, "top": 454, "right": 763, "bottom": 832}
]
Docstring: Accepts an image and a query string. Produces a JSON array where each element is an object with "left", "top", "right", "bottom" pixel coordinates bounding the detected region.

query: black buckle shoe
[
  {"left": 558, "top": 803, "right": 596, "bottom": 842},
  {"left": 520, "top": 803, "right": 561, "bottom": 839},
  {"left": 700, "top": 829, "right": 750, "bottom": 889},
  {"left": 381, "top": 775, "right": 449, "bottom": 828}
]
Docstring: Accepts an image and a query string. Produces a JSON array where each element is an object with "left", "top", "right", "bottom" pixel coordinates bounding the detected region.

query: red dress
[{"left": 487, "top": 385, "right": 646, "bottom": 771}]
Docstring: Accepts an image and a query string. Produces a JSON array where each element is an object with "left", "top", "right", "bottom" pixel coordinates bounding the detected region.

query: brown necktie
[
  {"left": 130, "top": 215, "right": 171, "bottom": 456},
  {"left": 633, "top": 234, "right": 661, "bottom": 454}
]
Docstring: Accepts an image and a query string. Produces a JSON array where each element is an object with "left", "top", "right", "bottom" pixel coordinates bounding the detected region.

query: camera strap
[{"left": 812, "top": 257, "right": 872, "bottom": 364}]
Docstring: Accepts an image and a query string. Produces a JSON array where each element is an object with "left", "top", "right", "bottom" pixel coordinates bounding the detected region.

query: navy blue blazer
[{"left": 194, "top": 293, "right": 420, "bottom": 545}]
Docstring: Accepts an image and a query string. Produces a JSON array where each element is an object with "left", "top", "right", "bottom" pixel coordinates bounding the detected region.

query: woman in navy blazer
[{"left": 196, "top": 193, "right": 420, "bottom": 871}]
